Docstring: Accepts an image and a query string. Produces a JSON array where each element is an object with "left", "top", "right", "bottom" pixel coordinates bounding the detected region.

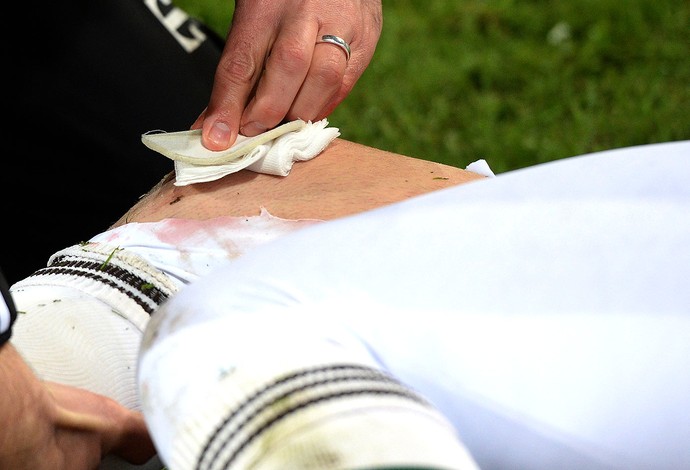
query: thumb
[{"left": 48, "top": 382, "right": 156, "bottom": 464}]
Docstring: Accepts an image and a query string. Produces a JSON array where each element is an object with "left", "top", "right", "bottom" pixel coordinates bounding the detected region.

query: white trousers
[{"left": 139, "top": 141, "right": 690, "bottom": 470}]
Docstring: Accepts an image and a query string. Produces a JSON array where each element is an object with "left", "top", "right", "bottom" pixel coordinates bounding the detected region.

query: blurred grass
[{"left": 176, "top": 0, "right": 689, "bottom": 173}]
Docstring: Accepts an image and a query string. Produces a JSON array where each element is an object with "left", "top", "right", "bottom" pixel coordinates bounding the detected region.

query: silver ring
[{"left": 317, "top": 34, "right": 351, "bottom": 62}]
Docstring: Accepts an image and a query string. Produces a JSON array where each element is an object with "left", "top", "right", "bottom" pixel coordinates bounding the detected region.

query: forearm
[{"left": 0, "top": 343, "right": 56, "bottom": 468}]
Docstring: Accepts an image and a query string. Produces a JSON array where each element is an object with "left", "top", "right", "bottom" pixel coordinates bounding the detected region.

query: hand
[
  {"left": 193, "top": 0, "right": 383, "bottom": 150},
  {"left": 0, "top": 344, "right": 155, "bottom": 469}
]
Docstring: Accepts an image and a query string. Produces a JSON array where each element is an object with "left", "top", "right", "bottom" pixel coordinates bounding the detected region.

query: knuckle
[
  {"left": 249, "top": 92, "right": 289, "bottom": 125},
  {"left": 312, "top": 59, "right": 343, "bottom": 88},
  {"left": 218, "top": 46, "right": 260, "bottom": 85},
  {"left": 272, "top": 40, "right": 311, "bottom": 74},
  {"left": 256, "top": 102, "right": 288, "bottom": 124}
]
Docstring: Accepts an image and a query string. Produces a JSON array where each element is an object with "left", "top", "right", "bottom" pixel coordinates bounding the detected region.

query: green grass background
[{"left": 176, "top": 0, "right": 689, "bottom": 173}]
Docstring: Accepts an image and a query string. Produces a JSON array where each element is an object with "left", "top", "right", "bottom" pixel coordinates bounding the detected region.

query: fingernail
[
  {"left": 240, "top": 122, "right": 268, "bottom": 136},
  {"left": 209, "top": 121, "right": 232, "bottom": 148}
]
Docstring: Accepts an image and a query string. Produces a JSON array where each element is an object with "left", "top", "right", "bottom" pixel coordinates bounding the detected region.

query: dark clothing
[
  {"left": 4, "top": 0, "right": 224, "bottom": 284},
  {"left": 0, "top": 269, "right": 17, "bottom": 346}
]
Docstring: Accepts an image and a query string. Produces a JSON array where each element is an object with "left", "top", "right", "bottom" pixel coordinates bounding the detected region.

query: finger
[
  {"left": 199, "top": 13, "right": 272, "bottom": 150},
  {"left": 239, "top": 21, "right": 318, "bottom": 136},
  {"left": 314, "top": 40, "right": 369, "bottom": 119},
  {"left": 285, "top": 30, "right": 352, "bottom": 122},
  {"left": 312, "top": 4, "right": 384, "bottom": 119},
  {"left": 200, "top": 48, "right": 259, "bottom": 150},
  {"left": 107, "top": 411, "right": 156, "bottom": 464},
  {"left": 48, "top": 382, "right": 155, "bottom": 464},
  {"left": 190, "top": 107, "right": 207, "bottom": 129}
]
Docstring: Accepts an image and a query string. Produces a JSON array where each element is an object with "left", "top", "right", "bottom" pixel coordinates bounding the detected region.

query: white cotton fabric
[
  {"left": 465, "top": 158, "right": 495, "bottom": 177},
  {"left": 139, "top": 302, "right": 480, "bottom": 470},
  {"left": 12, "top": 213, "right": 322, "bottom": 470},
  {"left": 141, "top": 120, "right": 305, "bottom": 165},
  {"left": 141, "top": 119, "right": 340, "bottom": 186},
  {"left": 139, "top": 141, "right": 690, "bottom": 470},
  {"left": 10, "top": 211, "right": 319, "bottom": 408},
  {"left": 10, "top": 244, "right": 179, "bottom": 411},
  {"left": 88, "top": 209, "right": 322, "bottom": 285},
  {"left": 0, "top": 296, "right": 10, "bottom": 336}
]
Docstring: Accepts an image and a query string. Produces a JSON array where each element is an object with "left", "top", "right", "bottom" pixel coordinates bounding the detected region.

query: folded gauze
[{"left": 141, "top": 118, "right": 340, "bottom": 186}]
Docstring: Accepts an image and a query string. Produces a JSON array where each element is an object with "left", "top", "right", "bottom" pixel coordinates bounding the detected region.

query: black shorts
[{"left": 4, "top": 0, "right": 224, "bottom": 284}]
